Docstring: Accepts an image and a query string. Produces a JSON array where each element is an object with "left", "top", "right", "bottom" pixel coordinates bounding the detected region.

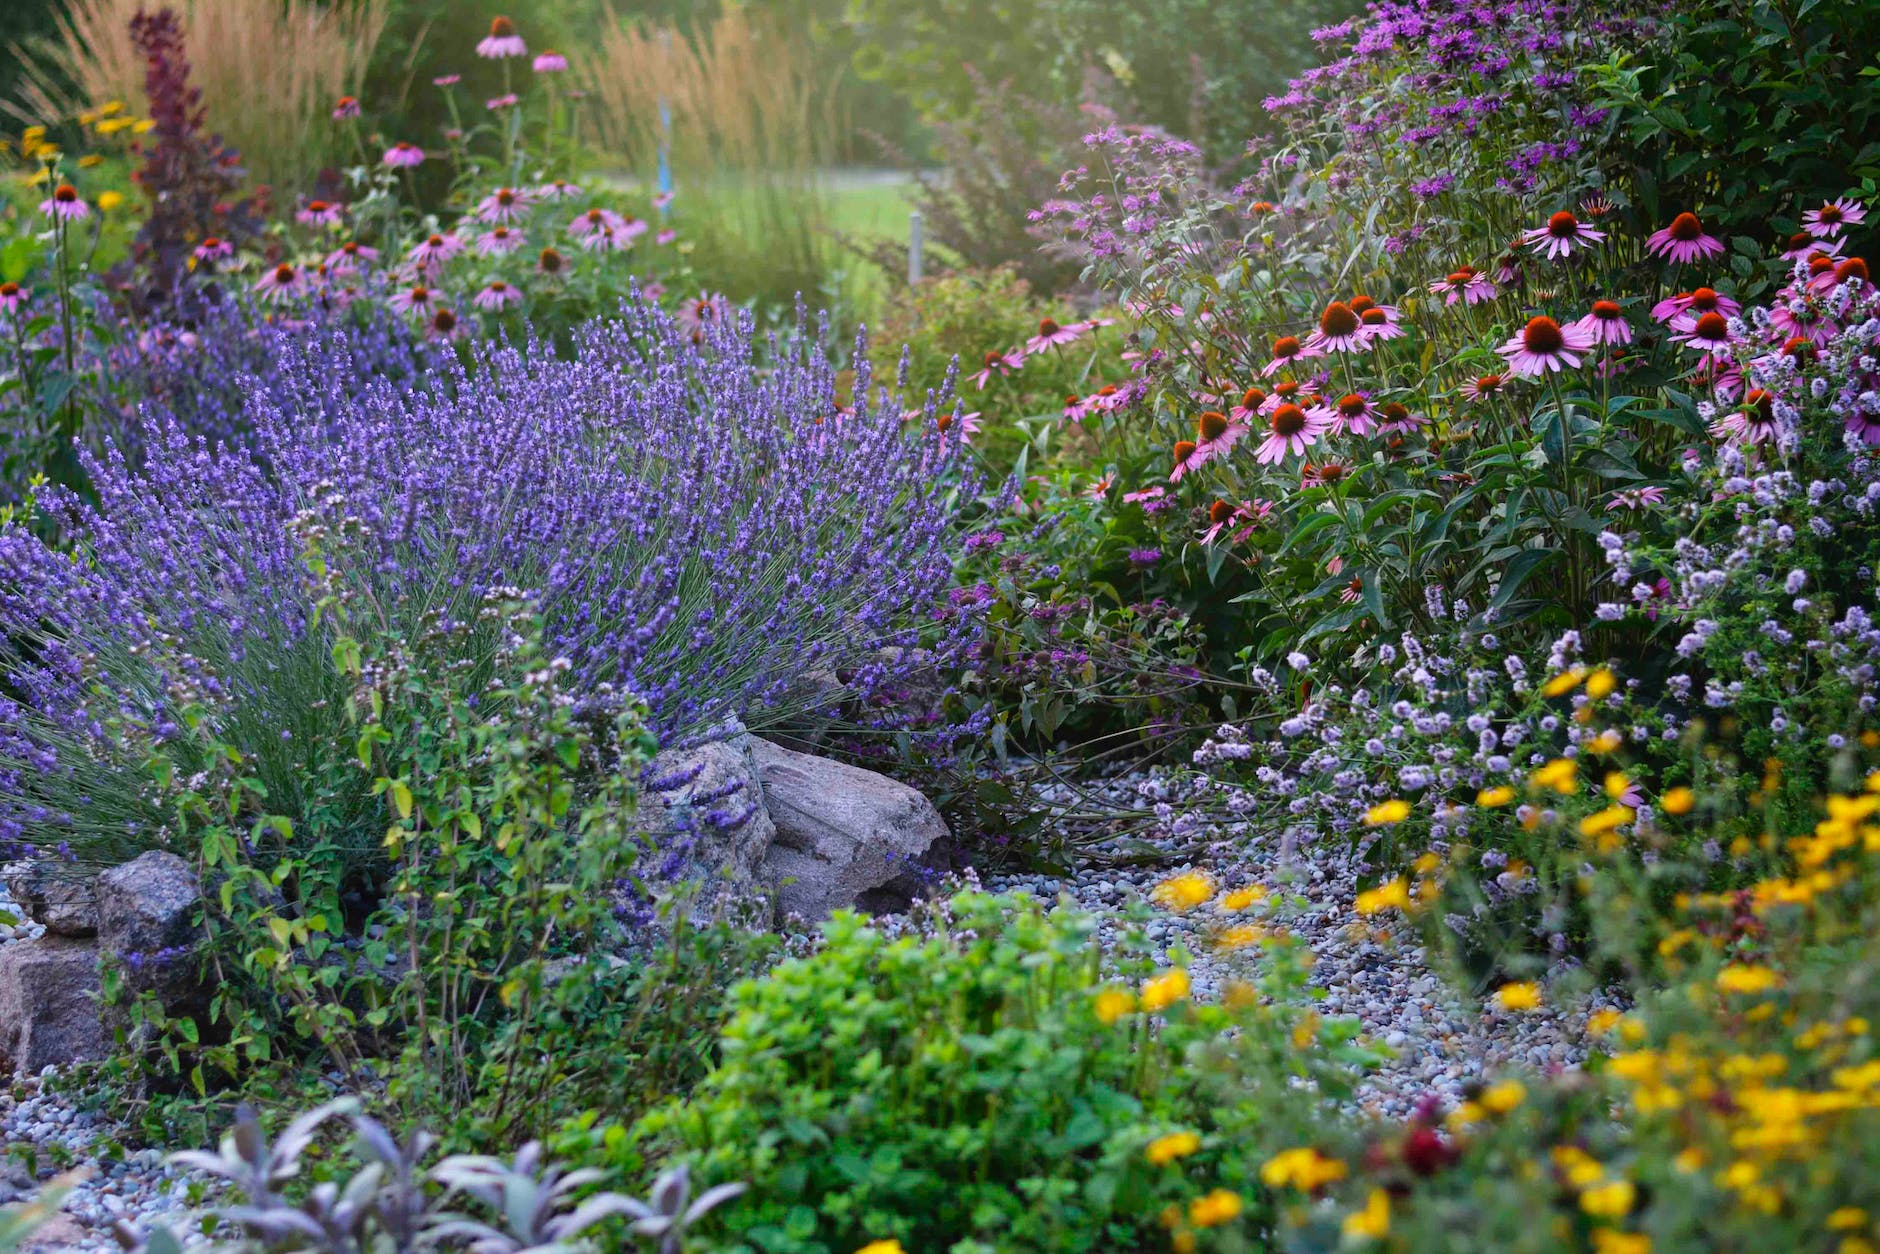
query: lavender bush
[{"left": 0, "top": 299, "right": 982, "bottom": 866}]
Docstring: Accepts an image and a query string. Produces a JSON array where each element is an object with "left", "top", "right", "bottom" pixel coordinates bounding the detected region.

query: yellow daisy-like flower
[
  {"left": 1219, "top": 884, "right": 1268, "bottom": 911},
  {"left": 1364, "top": 799, "right": 1411, "bottom": 826},
  {"left": 1580, "top": 1179, "right": 1636, "bottom": 1219},
  {"left": 1493, "top": 982, "right": 1542, "bottom": 1012},
  {"left": 1530, "top": 758, "right": 1579, "bottom": 794},
  {"left": 1715, "top": 963, "right": 1781, "bottom": 995},
  {"left": 1829, "top": 1209, "right": 1870, "bottom": 1231},
  {"left": 1259, "top": 1147, "right": 1348, "bottom": 1191},
  {"left": 1661, "top": 786, "right": 1695, "bottom": 815},
  {"left": 1093, "top": 986, "right": 1137, "bottom": 1025},
  {"left": 1542, "top": 666, "right": 1587, "bottom": 696},
  {"left": 1580, "top": 804, "right": 1636, "bottom": 838},
  {"left": 1354, "top": 877, "right": 1411, "bottom": 916},
  {"left": 1477, "top": 785, "right": 1515, "bottom": 807},
  {"left": 1592, "top": 1231, "right": 1651, "bottom": 1254},
  {"left": 97, "top": 190, "right": 124, "bottom": 211},
  {"left": 1584, "top": 667, "right": 1618, "bottom": 699},
  {"left": 1141, "top": 968, "right": 1191, "bottom": 1013},
  {"left": 1586, "top": 1008, "right": 1624, "bottom": 1035},
  {"left": 1151, "top": 871, "right": 1215, "bottom": 912},
  {"left": 1480, "top": 1079, "right": 1526, "bottom": 1114},
  {"left": 1146, "top": 1130, "right": 1202, "bottom": 1165},
  {"left": 1341, "top": 1188, "right": 1390, "bottom": 1241},
  {"left": 855, "top": 1242, "right": 905, "bottom": 1254},
  {"left": 1188, "top": 1189, "right": 1243, "bottom": 1228}
]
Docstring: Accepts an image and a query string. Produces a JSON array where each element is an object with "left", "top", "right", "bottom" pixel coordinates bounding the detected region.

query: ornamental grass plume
[{"left": 0, "top": 301, "right": 982, "bottom": 867}]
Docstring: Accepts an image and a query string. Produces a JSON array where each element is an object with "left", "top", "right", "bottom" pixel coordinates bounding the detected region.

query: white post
[{"left": 908, "top": 210, "right": 923, "bottom": 285}]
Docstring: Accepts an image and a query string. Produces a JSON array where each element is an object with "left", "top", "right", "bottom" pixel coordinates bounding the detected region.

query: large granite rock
[
  {"left": 750, "top": 738, "right": 949, "bottom": 919},
  {"left": 639, "top": 724, "right": 778, "bottom": 886},
  {"left": 2, "top": 862, "right": 99, "bottom": 937},
  {"left": 0, "top": 937, "right": 105, "bottom": 1074},
  {"left": 95, "top": 851, "right": 204, "bottom": 1017}
]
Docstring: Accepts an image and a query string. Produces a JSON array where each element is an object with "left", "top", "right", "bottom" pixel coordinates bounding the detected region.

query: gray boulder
[
  {"left": 96, "top": 851, "right": 204, "bottom": 1015},
  {"left": 750, "top": 738, "right": 948, "bottom": 919},
  {"left": 639, "top": 724, "right": 777, "bottom": 885},
  {"left": 2, "top": 862, "right": 99, "bottom": 937},
  {"left": 0, "top": 937, "right": 106, "bottom": 1074}
]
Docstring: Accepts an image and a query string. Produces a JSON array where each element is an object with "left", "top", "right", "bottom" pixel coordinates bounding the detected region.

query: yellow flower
[
  {"left": 1146, "top": 1131, "right": 1201, "bottom": 1165},
  {"left": 132, "top": 118, "right": 156, "bottom": 134},
  {"left": 1587, "top": 729, "right": 1623, "bottom": 753},
  {"left": 1715, "top": 964, "right": 1781, "bottom": 995},
  {"left": 1530, "top": 758, "right": 1580, "bottom": 794},
  {"left": 1260, "top": 1147, "right": 1348, "bottom": 1191},
  {"left": 1480, "top": 1079, "right": 1526, "bottom": 1114},
  {"left": 1586, "top": 1008, "right": 1624, "bottom": 1035},
  {"left": 1151, "top": 871, "right": 1214, "bottom": 912},
  {"left": 1171, "top": 1234, "right": 1196, "bottom": 1254},
  {"left": 855, "top": 1242, "right": 905, "bottom": 1254},
  {"left": 1661, "top": 786, "right": 1695, "bottom": 815},
  {"left": 98, "top": 100, "right": 124, "bottom": 116},
  {"left": 1592, "top": 1232, "right": 1651, "bottom": 1254},
  {"left": 1213, "top": 923, "right": 1268, "bottom": 951},
  {"left": 77, "top": 153, "right": 104, "bottom": 168},
  {"left": 1188, "top": 1189, "right": 1243, "bottom": 1228},
  {"left": 94, "top": 116, "right": 135, "bottom": 135},
  {"left": 1093, "top": 986, "right": 1136, "bottom": 1025},
  {"left": 97, "top": 190, "right": 124, "bottom": 211},
  {"left": 1830, "top": 1209, "right": 1870, "bottom": 1232},
  {"left": 1580, "top": 1179, "right": 1636, "bottom": 1219},
  {"left": 1585, "top": 668, "right": 1618, "bottom": 699},
  {"left": 1341, "top": 1188, "right": 1390, "bottom": 1241},
  {"left": 1542, "top": 666, "right": 1587, "bottom": 697},
  {"left": 1365, "top": 799, "right": 1411, "bottom": 826},
  {"left": 1494, "top": 982, "right": 1542, "bottom": 1012},
  {"left": 1477, "top": 785, "right": 1515, "bottom": 807},
  {"left": 1354, "top": 877, "right": 1411, "bottom": 916},
  {"left": 1220, "top": 884, "right": 1267, "bottom": 911},
  {"left": 1840, "top": 1239, "right": 1877, "bottom": 1254},
  {"left": 1580, "top": 804, "right": 1636, "bottom": 838},
  {"left": 1140, "top": 968, "right": 1191, "bottom": 1013}
]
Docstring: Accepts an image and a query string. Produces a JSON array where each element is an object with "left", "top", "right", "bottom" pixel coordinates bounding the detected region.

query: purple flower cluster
[{"left": 0, "top": 302, "right": 983, "bottom": 861}]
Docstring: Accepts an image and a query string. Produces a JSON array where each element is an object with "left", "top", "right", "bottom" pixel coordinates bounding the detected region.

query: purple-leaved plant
[{"left": 0, "top": 299, "right": 985, "bottom": 865}]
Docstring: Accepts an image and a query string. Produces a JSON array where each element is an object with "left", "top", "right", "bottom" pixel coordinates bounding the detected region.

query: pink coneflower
[
  {"left": 640, "top": 280, "right": 666, "bottom": 302},
  {"left": 477, "top": 15, "right": 527, "bottom": 58},
  {"left": 476, "top": 187, "right": 532, "bottom": 224},
  {"left": 1709, "top": 388, "right": 1780, "bottom": 445},
  {"left": 1809, "top": 256, "right": 1869, "bottom": 296},
  {"left": 1254, "top": 402, "right": 1329, "bottom": 465},
  {"left": 486, "top": 93, "right": 520, "bottom": 112},
  {"left": 252, "top": 262, "right": 304, "bottom": 304},
  {"left": 383, "top": 142, "right": 424, "bottom": 168},
  {"left": 296, "top": 199, "right": 344, "bottom": 228},
  {"left": 327, "top": 241, "right": 380, "bottom": 275},
  {"left": 616, "top": 215, "right": 651, "bottom": 241},
  {"left": 1199, "top": 498, "right": 1261, "bottom": 545},
  {"left": 1608, "top": 486, "right": 1667, "bottom": 510},
  {"left": 407, "top": 232, "right": 465, "bottom": 270},
  {"left": 1318, "top": 392, "right": 1379, "bottom": 436},
  {"left": 1691, "top": 363, "right": 1744, "bottom": 403},
  {"left": 1346, "top": 295, "right": 1400, "bottom": 323},
  {"left": 1497, "top": 315, "right": 1595, "bottom": 376},
  {"left": 655, "top": 228, "right": 677, "bottom": 246},
  {"left": 1802, "top": 197, "right": 1866, "bottom": 238},
  {"left": 1084, "top": 474, "right": 1114, "bottom": 501},
  {"left": 1845, "top": 405, "right": 1880, "bottom": 447},
  {"left": 1781, "top": 231, "right": 1841, "bottom": 261},
  {"left": 579, "top": 225, "right": 629, "bottom": 253},
  {"left": 1085, "top": 383, "right": 1135, "bottom": 415},
  {"left": 332, "top": 95, "right": 361, "bottom": 120},
  {"left": 970, "top": 349, "right": 1024, "bottom": 389},
  {"left": 535, "top": 179, "right": 582, "bottom": 201},
  {"left": 1230, "top": 386, "right": 1268, "bottom": 425},
  {"left": 1261, "top": 333, "right": 1321, "bottom": 377},
  {"left": 1193, "top": 409, "right": 1247, "bottom": 462},
  {"left": 537, "top": 246, "right": 566, "bottom": 277},
  {"left": 927, "top": 408, "right": 982, "bottom": 443},
  {"left": 653, "top": 190, "right": 675, "bottom": 212},
  {"left": 428, "top": 307, "right": 463, "bottom": 340},
  {"left": 1340, "top": 577, "right": 1364, "bottom": 604},
  {"left": 1301, "top": 460, "right": 1353, "bottom": 489},
  {"left": 1521, "top": 210, "right": 1606, "bottom": 259},
  {"left": 475, "top": 227, "right": 525, "bottom": 257},
  {"left": 1358, "top": 307, "right": 1405, "bottom": 343},
  {"left": 473, "top": 279, "right": 523, "bottom": 311},
  {"left": 1646, "top": 212, "right": 1724, "bottom": 263},
  {"left": 1024, "top": 317, "right": 1085, "bottom": 354},
  {"left": 1377, "top": 401, "right": 1426, "bottom": 434},
  {"left": 568, "top": 206, "right": 626, "bottom": 237},
  {"left": 1459, "top": 373, "right": 1505, "bottom": 402},
  {"left": 434, "top": 74, "right": 462, "bottom": 87},
  {"left": 192, "top": 236, "right": 234, "bottom": 264},
  {"left": 1571, "top": 299, "right": 1633, "bottom": 346},
  {"left": 39, "top": 183, "right": 89, "bottom": 222},
  {"left": 1427, "top": 265, "right": 1498, "bottom": 306},
  {"left": 1061, "top": 393, "right": 1088, "bottom": 422},
  {"left": 1767, "top": 301, "right": 1838, "bottom": 348},
  {"left": 0, "top": 282, "right": 29, "bottom": 316},
  {"left": 389, "top": 283, "right": 435, "bottom": 315},
  {"left": 533, "top": 49, "right": 568, "bottom": 73},
  {"left": 1123, "top": 485, "right": 1166, "bottom": 506},
  {"left": 675, "top": 292, "right": 729, "bottom": 339},
  {"left": 1675, "top": 310, "right": 1733, "bottom": 357},
  {"left": 1169, "top": 439, "right": 1203, "bottom": 482},
  {"left": 1305, "top": 300, "right": 1367, "bottom": 354}
]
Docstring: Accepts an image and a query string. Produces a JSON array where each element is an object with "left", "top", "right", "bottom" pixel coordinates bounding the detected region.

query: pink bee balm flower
[
  {"left": 193, "top": 236, "right": 234, "bottom": 264},
  {"left": 473, "top": 279, "right": 523, "bottom": 311},
  {"left": 969, "top": 349, "right": 1025, "bottom": 390},
  {"left": 383, "top": 142, "right": 425, "bottom": 167},
  {"left": 407, "top": 232, "right": 465, "bottom": 270},
  {"left": 388, "top": 284, "right": 436, "bottom": 315},
  {"left": 296, "top": 199, "right": 344, "bottom": 228},
  {"left": 1496, "top": 315, "right": 1595, "bottom": 376},
  {"left": 476, "top": 187, "right": 533, "bottom": 224},
  {"left": 532, "top": 50, "right": 568, "bottom": 73},
  {"left": 332, "top": 95, "right": 361, "bottom": 119},
  {"left": 39, "top": 183, "right": 90, "bottom": 222},
  {"left": 1571, "top": 300, "right": 1632, "bottom": 346},
  {"left": 252, "top": 262, "right": 305, "bottom": 304},
  {"left": 477, "top": 16, "right": 527, "bottom": 59},
  {"left": 0, "top": 282, "right": 29, "bottom": 316},
  {"left": 1261, "top": 334, "right": 1321, "bottom": 377},
  {"left": 568, "top": 206, "right": 626, "bottom": 238},
  {"left": 1802, "top": 197, "right": 1865, "bottom": 238},
  {"left": 1427, "top": 265, "right": 1498, "bottom": 306},
  {"left": 1254, "top": 402, "right": 1330, "bottom": 465},
  {"left": 1646, "top": 212, "right": 1724, "bottom": 264},
  {"left": 475, "top": 226, "right": 526, "bottom": 257},
  {"left": 1024, "top": 317, "right": 1086, "bottom": 354},
  {"left": 1304, "top": 300, "right": 1367, "bottom": 354},
  {"left": 1521, "top": 210, "right": 1605, "bottom": 260}
]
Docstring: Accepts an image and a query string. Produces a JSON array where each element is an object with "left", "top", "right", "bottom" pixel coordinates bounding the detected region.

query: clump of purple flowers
[{"left": 0, "top": 301, "right": 983, "bottom": 863}]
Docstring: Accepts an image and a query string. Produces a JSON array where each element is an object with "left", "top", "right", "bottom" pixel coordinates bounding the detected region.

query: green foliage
[{"left": 629, "top": 891, "right": 1371, "bottom": 1254}]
